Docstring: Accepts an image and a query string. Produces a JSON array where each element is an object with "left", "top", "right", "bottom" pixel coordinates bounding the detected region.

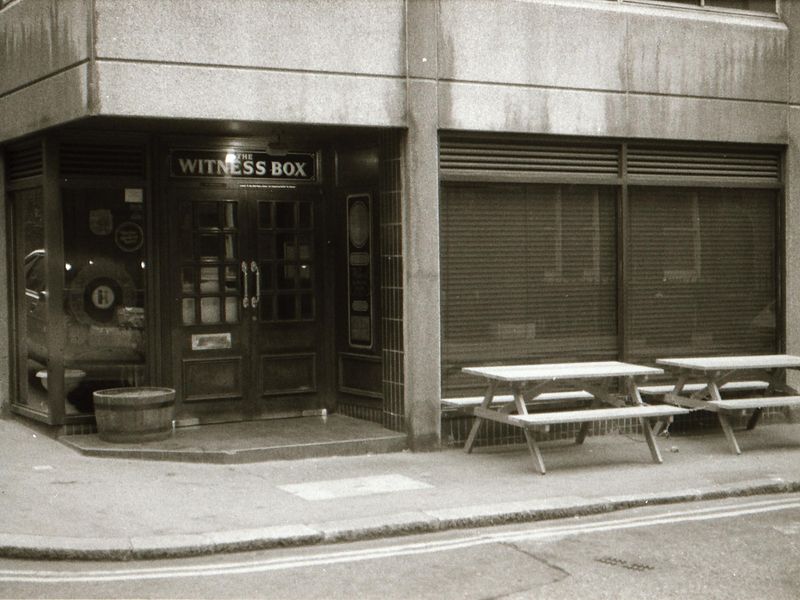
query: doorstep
[{"left": 59, "top": 414, "right": 408, "bottom": 463}]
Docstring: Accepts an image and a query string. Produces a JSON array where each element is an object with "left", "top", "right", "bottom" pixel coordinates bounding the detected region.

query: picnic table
[
  {"left": 461, "top": 361, "right": 688, "bottom": 474},
  {"left": 656, "top": 354, "right": 800, "bottom": 454}
]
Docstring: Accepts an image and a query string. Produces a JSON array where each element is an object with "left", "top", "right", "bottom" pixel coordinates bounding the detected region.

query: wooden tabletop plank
[
  {"left": 656, "top": 354, "right": 800, "bottom": 372},
  {"left": 462, "top": 361, "right": 663, "bottom": 382}
]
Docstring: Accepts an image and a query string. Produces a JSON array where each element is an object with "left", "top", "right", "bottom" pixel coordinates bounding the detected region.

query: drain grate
[{"left": 595, "top": 556, "right": 655, "bottom": 572}]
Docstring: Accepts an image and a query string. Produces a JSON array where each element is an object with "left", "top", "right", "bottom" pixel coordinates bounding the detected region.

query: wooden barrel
[{"left": 93, "top": 387, "right": 176, "bottom": 443}]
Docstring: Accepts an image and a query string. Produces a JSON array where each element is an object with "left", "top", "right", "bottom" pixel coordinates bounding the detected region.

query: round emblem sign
[
  {"left": 90, "top": 284, "right": 116, "bottom": 309},
  {"left": 114, "top": 221, "right": 144, "bottom": 253}
]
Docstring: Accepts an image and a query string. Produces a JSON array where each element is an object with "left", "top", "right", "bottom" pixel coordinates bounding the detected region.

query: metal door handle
[
  {"left": 241, "top": 261, "right": 250, "bottom": 308},
  {"left": 250, "top": 261, "right": 260, "bottom": 307}
]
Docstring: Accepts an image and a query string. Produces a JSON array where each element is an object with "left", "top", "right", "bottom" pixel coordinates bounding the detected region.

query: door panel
[
  {"left": 249, "top": 189, "right": 325, "bottom": 417},
  {"left": 170, "top": 186, "right": 325, "bottom": 422},
  {"left": 171, "top": 190, "right": 250, "bottom": 422}
]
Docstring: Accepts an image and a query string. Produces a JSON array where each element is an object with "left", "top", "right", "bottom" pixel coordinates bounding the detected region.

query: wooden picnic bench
[
  {"left": 656, "top": 354, "right": 800, "bottom": 454},
  {"left": 461, "top": 361, "right": 689, "bottom": 474}
]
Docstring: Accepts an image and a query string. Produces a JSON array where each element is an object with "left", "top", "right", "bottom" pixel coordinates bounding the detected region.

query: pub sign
[{"left": 170, "top": 149, "right": 317, "bottom": 181}]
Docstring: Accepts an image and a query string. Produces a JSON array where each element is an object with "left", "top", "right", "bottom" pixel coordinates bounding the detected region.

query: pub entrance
[{"left": 166, "top": 183, "right": 328, "bottom": 424}]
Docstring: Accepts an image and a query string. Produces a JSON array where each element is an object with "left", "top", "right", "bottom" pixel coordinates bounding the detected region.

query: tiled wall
[{"left": 379, "top": 130, "right": 405, "bottom": 433}]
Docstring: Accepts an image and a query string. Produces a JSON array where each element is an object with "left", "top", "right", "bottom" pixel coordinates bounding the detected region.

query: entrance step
[{"left": 59, "top": 415, "right": 408, "bottom": 463}]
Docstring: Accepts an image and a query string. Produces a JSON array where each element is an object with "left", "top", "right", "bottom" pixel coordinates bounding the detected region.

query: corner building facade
[{"left": 1, "top": 0, "right": 799, "bottom": 451}]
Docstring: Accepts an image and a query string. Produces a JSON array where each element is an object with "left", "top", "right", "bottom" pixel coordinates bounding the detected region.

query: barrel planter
[{"left": 93, "top": 387, "right": 176, "bottom": 443}]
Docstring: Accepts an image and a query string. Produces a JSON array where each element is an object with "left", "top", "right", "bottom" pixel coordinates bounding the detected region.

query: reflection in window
[
  {"left": 61, "top": 188, "right": 147, "bottom": 414},
  {"left": 13, "top": 188, "right": 51, "bottom": 416}
]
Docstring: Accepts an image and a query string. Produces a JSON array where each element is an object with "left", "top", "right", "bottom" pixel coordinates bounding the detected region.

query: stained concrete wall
[
  {"left": 0, "top": 0, "right": 90, "bottom": 142},
  {"left": 89, "top": 0, "right": 407, "bottom": 126},
  {"left": 437, "top": 0, "right": 788, "bottom": 143}
]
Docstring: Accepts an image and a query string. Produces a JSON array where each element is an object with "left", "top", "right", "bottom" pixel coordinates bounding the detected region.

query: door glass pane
[
  {"left": 298, "top": 202, "right": 312, "bottom": 228},
  {"left": 224, "top": 234, "right": 236, "bottom": 260},
  {"left": 182, "top": 298, "right": 196, "bottom": 325},
  {"left": 13, "top": 188, "right": 50, "bottom": 416},
  {"left": 224, "top": 266, "right": 239, "bottom": 293},
  {"left": 278, "top": 265, "right": 295, "bottom": 289},
  {"left": 200, "top": 297, "right": 221, "bottom": 324},
  {"left": 181, "top": 268, "right": 195, "bottom": 293},
  {"left": 223, "top": 203, "right": 237, "bottom": 229},
  {"left": 299, "top": 294, "right": 314, "bottom": 320},
  {"left": 258, "top": 233, "right": 274, "bottom": 259},
  {"left": 259, "top": 202, "right": 273, "bottom": 228},
  {"left": 62, "top": 188, "right": 147, "bottom": 414},
  {"left": 276, "top": 202, "right": 294, "bottom": 228},
  {"left": 199, "top": 235, "right": 219, "bottom": 259},
  {"left": 197, "top": 202, "right": 219, "bottom": 228},
  {"left": 199, "top": 267, "right": 220, "bottom": 293},
  {"left": 225, "top": 297, "right": 239, "bottom": 323},
  {"left": 277, "top": 234, "right": 295, "bottom": 260},
  {"left": 276, "top": 295, "right": 296, "bottom": 320}
]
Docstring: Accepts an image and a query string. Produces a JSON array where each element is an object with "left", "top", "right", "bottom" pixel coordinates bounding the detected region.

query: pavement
[{"left": 2, "top": 415, "right": 800, "bottom": 561}]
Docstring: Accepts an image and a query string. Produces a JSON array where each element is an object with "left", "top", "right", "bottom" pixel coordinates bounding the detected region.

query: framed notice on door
[{"left": 347, "top": 194, "right": 373, "bottom": 348}]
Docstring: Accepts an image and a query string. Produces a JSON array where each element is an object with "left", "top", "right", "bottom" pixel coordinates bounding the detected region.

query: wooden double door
[{"left": 168, "top": 185, "right": 327, "bottom": 422}]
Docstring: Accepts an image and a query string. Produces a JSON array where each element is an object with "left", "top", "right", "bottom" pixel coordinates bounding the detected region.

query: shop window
[
  {"left": 627, "top": 187, "right": 777, "bottom": 362},
  {"left": 440, "top": 183, "right": 618, "bottom": 394},
  {"left": 11, "top": 188, "right": 51, "bottom": 417},
  {"left": 61, "top": 189, "right": 147, "bottom": 414}
]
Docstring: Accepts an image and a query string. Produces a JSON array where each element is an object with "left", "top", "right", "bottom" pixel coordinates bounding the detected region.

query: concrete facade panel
[
  {"left": 405, "top": 79, "right": 440, "bottom": 449},
  {"left": 783, "top": 2, "right": 800, "bottom": 105},
  {"left": 786, "top": 107, "right": 800, "bottom": 385},
  {"left": 0, "top": 65, "right": 89, "bottom": 143},
  {"left": 626, "top": 94, "right": 786, "bottom": 143},
  {"left": 0, "top": 0, "right": 89, "bottom": 96},
  {"left": 438, "top": 0, "right": 625, "bottom": 90},
  {"left": 94, "top": 62, "right": 406, "bottom": 127},
  {"left": 626, "top": 7, "right": 787, "bottom": 102},
  {"left": 93, "top": 0, "right": 405, "bottom": 77},
  {"left": 438, "top": 82, "right": 628, "bottom": 138}
]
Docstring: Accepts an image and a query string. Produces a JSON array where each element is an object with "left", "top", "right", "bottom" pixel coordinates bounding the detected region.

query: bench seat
[
  {"left": 441, "top": 391, "right": 594, "bottom": 410},
  {"left": 508, "top": 404, "right": 689, "bottom": 428},
  {"left": 639, "top": 380, "right": 769, "bottom": 396},
  {"left": 707, "top": 396, "right": 800, "bottom": 412}
]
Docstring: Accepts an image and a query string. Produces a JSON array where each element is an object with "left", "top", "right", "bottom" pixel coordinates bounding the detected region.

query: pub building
[{"left": 1, "top": 0, "right": 798, "bottom": 453}]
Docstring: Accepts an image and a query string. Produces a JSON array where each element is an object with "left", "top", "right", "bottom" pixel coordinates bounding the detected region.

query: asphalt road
[{"left": 2, "top": 493, "right": 799, "bottom": 599}]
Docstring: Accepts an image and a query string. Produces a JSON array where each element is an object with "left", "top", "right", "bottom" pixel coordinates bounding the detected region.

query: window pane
[
  {"left": 440, "top": 183, "right": 617, "bottom": 395},
  {"left": 200, "top": 297, "right": 221, "bottom": 324},
  {"left": 62, "top": 188, "right": 147, "bottom": 414},
  {"left": 182, "top": 298, "right": 196, "bottom": 325},
  {"left": 627, "top": 187, "right": 776, "bottom": 362},
  {"left": 197, "top": 202, "right": 219, "bottom": 228}
]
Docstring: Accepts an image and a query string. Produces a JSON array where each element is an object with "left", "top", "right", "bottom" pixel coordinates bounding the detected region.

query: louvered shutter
[
  {"left": 440, "top": 134, "right": 620, "bottom": 181},
  {"left": 626, "top": 187, "right": 777, "bottom": 363},
  {"left": 5, "top": 141, "right": 43, "bottom": 182},
  {"left": 60, "top": 142, "right": 147, "bottom": 179},
  {"left": 440, "top": 183, "right": 618, "bottom": 395}
]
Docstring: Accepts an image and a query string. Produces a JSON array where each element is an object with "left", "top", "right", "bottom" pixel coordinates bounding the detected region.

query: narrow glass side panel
[
  {"left": 12, "top": 188, "right": 51, "bottom": 417},
  {"left": 61, "top": 188, "right": 147, "bottom": 415}
]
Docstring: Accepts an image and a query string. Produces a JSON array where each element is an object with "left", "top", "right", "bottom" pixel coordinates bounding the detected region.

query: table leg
[
  {"left": 464, "top": 381, "right": 496, "bottom": 454},
  {"left": 745, "top": 408, "right": 762, "bottom": 430},
  {"left": 640, "top": 417, "right": 664, "bottom": 464},
  {"left": 709, "top": 380, "right": 742, "bottom": 454},
  {"left": 718, "top": 413, "right": 742, "bottom": 455},
  {"left": 522, "top": 429, "right": 546, "bottom": 475}
]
